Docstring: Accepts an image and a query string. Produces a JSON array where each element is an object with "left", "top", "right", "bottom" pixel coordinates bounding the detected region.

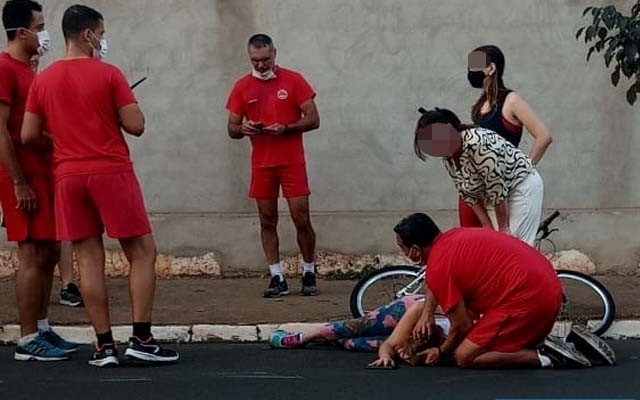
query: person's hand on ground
[
  {"left": 419, "top": 347, "right": 441, "bottom": 366},
  {"left": 368, "top": 355, "right": 395, "bottom": 368}
]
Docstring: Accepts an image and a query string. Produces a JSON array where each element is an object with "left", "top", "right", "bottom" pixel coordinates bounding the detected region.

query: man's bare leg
[
  {"left": 257, "top": 199, "right": 280, "bottom": 265},
  {"left": 38, "top": 241, "right": 59, "bottom": 321},
  {"left": 73, "top": 236, "right": 110, "bottom": 335},
  {"left": 286, "top": 196, "right": 315, "bottom": 263},
  {"left": 15, "top": 241, "right": 44, "bottom": 336},
  {"left": 257, "top": 198, "right": 291, "bottom": 296},
  {"left": 287, "top": 196, "right": 316, "bottom": 294},
  {"left": 454, "top": 339, "right": 540, "bottom": 369},
  {"left": 58, "top": 242, "right": 74, "bottom": 287},
  {"left": 119, "top": 234, "right": 157, "bottom": 326}
]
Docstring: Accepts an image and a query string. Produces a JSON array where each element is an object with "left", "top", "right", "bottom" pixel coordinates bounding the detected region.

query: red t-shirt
[
  {"left": 25, "top": 58, "right": 137, "bottom": 178},
  {"left": 426, "top": 228, "right": 561, "bottom": 315},
  {"left": 226, "top": 67, "right": 316, "bottom": 168},
  {"left": 0, "top": 52, "right": 52, "bottom": 177}
]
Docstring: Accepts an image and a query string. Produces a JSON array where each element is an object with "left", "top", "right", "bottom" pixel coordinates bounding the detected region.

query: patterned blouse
[{"left": 444, "top": 127, "right": 533, "bottom": 206}]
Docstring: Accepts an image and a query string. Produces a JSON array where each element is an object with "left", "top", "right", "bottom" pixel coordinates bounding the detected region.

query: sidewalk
[
  {"left": 0, "top": 277, "right": 357, "bottom": 326},
  {"left": 1, "top": 275, "right": 639, "bottom": 342}
]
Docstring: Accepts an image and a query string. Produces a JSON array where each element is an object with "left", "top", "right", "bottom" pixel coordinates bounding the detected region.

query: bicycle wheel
[
  {"left": 556, "top": 270, "right": 616, "bottom": 336},
  {"left": 349, "top": 265, "right": 423, "bottom": 318}
]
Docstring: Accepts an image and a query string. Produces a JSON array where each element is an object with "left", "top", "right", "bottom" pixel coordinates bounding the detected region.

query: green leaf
[
  {"left": 585, "top": 25, "right": 596, "bottom": 42},
  {"left": 587, "top": 46, "right": 596, "bottom": 61},
  {"left": 618, "top": 16, "right": 629, "bottom": 31},
  {"left": 576, "top": 26, "right": 585, "bottom": 40},
  {"left": 598, "top": 27, "right": 607, "bottom": 40},
  {"left": 626, "top": 85, "right": 637, "bottom": 105},
  {"left": 611, "top": 66, "right": 621, "bottom": 86},
  {"left": 605, "top": 50, "right": 615, "bottom": 67},
  {"left": 624, "top": 42, "right": 638, "bottom": 59},
  {"left": 622, "top": 60, "right": 634, "bottom": 78},
  {"left": 583, "top": 6, "right": 593, "bottom": 17}
]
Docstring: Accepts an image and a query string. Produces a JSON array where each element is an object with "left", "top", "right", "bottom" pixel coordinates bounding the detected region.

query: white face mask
[
  {"left": 4, "top": 28, "right": 50, "bottom": 56},
  {"left": 36, "top": 30, "right": 51, "bottom": 56},
  {"left": 89, "top": 32, "right": 108, "bottom": 59},
  {"left": 251, "top": 67, "right": 276, "bottom": 81}
]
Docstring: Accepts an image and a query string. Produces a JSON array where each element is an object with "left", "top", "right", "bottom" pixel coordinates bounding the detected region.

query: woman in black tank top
[{"left": 459, "top": 45, "right": 553, "bottom": 228}]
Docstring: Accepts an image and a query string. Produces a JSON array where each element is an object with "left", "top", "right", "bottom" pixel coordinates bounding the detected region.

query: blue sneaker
[
  {"left": 14, "top": 335, "right": 69, "bottom": 361},
  {"left": 40, "top": 329, "right": 79, "bottom": 354},
  {"left": 269, "top": 330, "right": 305, "bottom": 349}
]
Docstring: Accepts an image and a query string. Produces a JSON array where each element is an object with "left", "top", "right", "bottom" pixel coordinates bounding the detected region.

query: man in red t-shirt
[
  {"left": 0, "top": 0, "right": 78, "bottom": 362},
  {"left": 21, "top": 4, "right": 177, "bottom": 367},
  {"left": 226, "top": 34, "right": 320, "bottom": 298},
  {"left": 393, "top": 213, "right": 591, "bottom": 368}
]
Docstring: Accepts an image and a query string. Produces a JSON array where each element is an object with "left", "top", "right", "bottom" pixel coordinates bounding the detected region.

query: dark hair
[
  {"left": 248, "top": 33, "right": 273, "bottom": 48},
  {"left": 62, "top": 4, "right": 102, "bottom": 40},
  {"left": 470, "top": 45, "right": 511, "bottom": 123},
  {"left": 414, "top": 107, "right": 474, "bottom": 161},
  {"left": 2, "top": 0, "right": 42, "bottom": 41},
  {"left": 393, "top": 213, "right": 441, "bottom": 248}
]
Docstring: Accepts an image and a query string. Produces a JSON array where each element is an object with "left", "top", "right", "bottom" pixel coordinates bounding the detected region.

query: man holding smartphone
[
  {"left": 226, "top": 33, "right": 320, "bottom": 298},
  {"left": 21, "top": 4, "right": 178, "bottom": 367}
]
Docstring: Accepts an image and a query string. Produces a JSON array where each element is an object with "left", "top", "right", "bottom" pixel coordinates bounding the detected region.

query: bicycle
[{"left": 349, "top": 211, "right": 616, "bottom": 336}]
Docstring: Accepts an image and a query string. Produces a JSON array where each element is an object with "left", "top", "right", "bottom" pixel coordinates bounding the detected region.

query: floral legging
[{"left": 316, "top": 295, "right": 425, "bottom": 352}]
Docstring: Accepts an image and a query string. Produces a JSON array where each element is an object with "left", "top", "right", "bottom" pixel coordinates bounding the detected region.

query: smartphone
[
  {"left": 252, "top": 122, "right": 265, "bottom": 130},
  {"left": 130, "top": 76, "right": 147, "bottom": 90}
]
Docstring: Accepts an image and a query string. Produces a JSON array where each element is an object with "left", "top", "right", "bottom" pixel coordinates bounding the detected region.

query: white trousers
[{"left": 508, "top": 169, "right": 544, "bottom": 246}]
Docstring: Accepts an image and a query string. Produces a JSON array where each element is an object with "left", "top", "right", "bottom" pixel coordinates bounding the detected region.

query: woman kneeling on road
[{"left": 414, "top": 108, "right": 543, "bottom": 245}]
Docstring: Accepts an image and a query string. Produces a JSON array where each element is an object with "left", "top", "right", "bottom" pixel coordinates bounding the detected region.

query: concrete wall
[{"left": 2, "top": 0, "right": 639, "bottom": 273}]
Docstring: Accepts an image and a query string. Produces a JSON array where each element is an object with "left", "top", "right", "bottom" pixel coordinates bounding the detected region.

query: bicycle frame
[{"left": 396, "top": 266, "right": 426, "bottom": 298}]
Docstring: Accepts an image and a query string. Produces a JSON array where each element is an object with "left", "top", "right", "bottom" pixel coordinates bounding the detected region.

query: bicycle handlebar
[{"left": 538, "top": 210, "right": 560, "bottom": 233}]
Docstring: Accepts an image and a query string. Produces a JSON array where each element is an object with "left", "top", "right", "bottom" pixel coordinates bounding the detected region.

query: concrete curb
[{"left": 1, "top": 321, "right": 638, "bottom": 345}]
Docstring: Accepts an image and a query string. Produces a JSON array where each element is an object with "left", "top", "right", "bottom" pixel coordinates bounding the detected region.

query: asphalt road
[{"left": 0, "top": 341, "right": 638, "bottom": 400}]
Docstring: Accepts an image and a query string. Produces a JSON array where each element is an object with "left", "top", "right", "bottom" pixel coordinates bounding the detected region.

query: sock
[
  {"left": 537, "top": 350, "right": 552, "bottom": 368},
  {"left": 18, "top": 332, "right": 38, "bottom": 346},
  {"left": 302, "top": 261, "right": 315, "bottom": 274},
  {"left": 133, "top": 322, "right": 152, "bottom": 341},
  {"left": 96, "top": 330, "right": 114, "bottom": 347},
  {"left": 37, "top": 318, "right": 51, "bottom": 332},
  {"left": 269, "top": 263, "right": 284, "bottom": 278}
]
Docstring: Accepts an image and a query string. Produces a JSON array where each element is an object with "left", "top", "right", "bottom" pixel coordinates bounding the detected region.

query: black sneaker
[
  {"left": 89, "top": 343, "right": 119, "bottom": 367},
  {"left": 124, "top": 336, "right": 179, "bottom": 363},
  {"left": 60, "top": 283, "right": 84, "bottom": 307},
  {"left": 263, "top": 275, "right": 290, "bottom": 298},
  {"left": 566, "top": 325, "right": 616, "bottom": 366},
  {"left": 540, "top": 335, "right": 591, "bottom": 368},
  {"left": 300, "top": 271, "right": 318, "bottom": 296}
]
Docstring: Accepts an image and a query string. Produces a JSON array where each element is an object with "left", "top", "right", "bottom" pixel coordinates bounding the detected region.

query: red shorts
[
  {"left": 249, "top": 163, "right": 310, "bottom": 199},
  {"left": 55, "top": 171, "right": 152, "bottom": 241},
  {"left": 0, "top": 175, "right": 56, "bottom": 242},
  {"left": 466, "top": 295, "right": 562, "bottom": 353},
  {"left": 458, "top": 196, "right": 482, "bottom": 227}
]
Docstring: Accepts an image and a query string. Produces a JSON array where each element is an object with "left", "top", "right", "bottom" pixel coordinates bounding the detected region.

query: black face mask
[{"left": 467, "top": 70, "right": 486, "bottom": 88}]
